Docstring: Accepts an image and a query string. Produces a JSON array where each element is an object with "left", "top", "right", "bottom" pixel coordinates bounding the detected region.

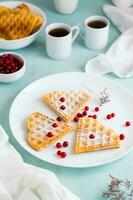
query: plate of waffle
[
  {"left": 0, "top": 1, "right": 46, "bottom": 49},
  {"left": 9, "top": 72, "right": 133, "bottom": 167}
]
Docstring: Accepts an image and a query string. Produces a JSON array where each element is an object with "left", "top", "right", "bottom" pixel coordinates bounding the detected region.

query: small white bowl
[
  {"left": 0, "top": 1, "right": 46, "bottom": 50},
  {"left": 0, "top": 52, "right": 26, "bottom": 83}
]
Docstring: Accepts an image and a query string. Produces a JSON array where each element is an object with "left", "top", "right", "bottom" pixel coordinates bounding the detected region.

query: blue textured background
[{"left": 0, "top": 0, "right": 133, "bottom": 199}]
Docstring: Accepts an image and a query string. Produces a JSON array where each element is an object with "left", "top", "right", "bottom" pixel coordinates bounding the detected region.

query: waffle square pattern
[
  {"left": 27, "top": 112, "right": 73, "bottom": 151},
  {"left": 42, "top": 91, "right": 90, "bottom": 122},
  {"left": 0, "top": 4, "right": 43, "bottom": 40},
  {"left": 75, "top": 117, "right": 120, "bottom": 153}
]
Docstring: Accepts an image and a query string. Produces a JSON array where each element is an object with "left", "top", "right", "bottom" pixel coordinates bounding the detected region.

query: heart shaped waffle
[
  {"left": 74, "top": 117, "right": 120, "bottom": 153},
  {"left": 42, "top": 91, "right": 90, "bottom": 122},
  {"left": 27, "top": 112, "right": 74, "bottom": 151}
]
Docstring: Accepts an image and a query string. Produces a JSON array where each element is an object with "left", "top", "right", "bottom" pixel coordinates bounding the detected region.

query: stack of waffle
[{"left": 0, "top": 3, "right": 44, "bottom": 40}]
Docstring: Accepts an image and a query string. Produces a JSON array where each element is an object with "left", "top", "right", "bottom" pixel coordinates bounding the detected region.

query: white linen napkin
[
  {"left": 112, "top": 0, "right": 133, "bottom": 8},
  {"left": 85, "top": 0, "right": 133, "bottom": 78},
  {"left": 85, "top": 28, "right": 133, "bottom": 78},
  {"left": 103, "top": 2, "right": 133, "bottom": 33},
  {"left": 0, "top": 125, "right": 80, "bottom": 200}
]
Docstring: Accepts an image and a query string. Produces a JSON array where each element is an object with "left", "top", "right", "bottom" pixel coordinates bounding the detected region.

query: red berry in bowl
[
  {"left": 0, "top": 54, "right": 23, "bottom": 74},
  {"left": 63, "top": 141, "right": 68, "bottom": 147},
  {"left": 6, "top": 54, "right": 12, "bottom": 60}
]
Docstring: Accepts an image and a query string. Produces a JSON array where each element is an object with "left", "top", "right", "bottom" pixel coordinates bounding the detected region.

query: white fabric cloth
[
  {"left": 112, "top": 0, "right": 133, "bottom": 8},
  {"left": 103, "top": 2, "right": 133, "bottom": 33},
  {"left": 0, "top": 125, "right": 79, "bottom": 200},
  {"left": 85, "top": 0, "right": 133, "bottom": 78},
  {"left": 85, "top": 28, "right": 133, "bottom": 78}
]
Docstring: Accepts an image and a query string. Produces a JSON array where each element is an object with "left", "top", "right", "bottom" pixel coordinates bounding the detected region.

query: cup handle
[{"left": 72, "top": 26, "right": 79, "bottom": 42}]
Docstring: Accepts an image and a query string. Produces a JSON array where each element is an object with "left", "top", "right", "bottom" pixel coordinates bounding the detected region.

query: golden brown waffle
[
  {"left": 27, "top": 112, "right": 74, "bottom": 151},
  {"left": 0, "top": 6, "right": 11, "bottom": 16},
  {"left": 74, "top": 117, "right": 120, "bottom": 153},
  {"left": 42, "top": 91, "right": 90, "bottom": 123},
  {"left": 0, "top": 33, "right": 6, "bottom": 40},
  {"left": 0, "top": 3, "right": 44, "bottom": 40},
  {"left": 14, "top": 3, "right": 30, "bottom": 13}
]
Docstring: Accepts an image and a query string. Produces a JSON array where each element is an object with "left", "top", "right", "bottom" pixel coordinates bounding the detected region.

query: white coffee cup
[
  {"left": 83, "top": 16, "right": 110, "bottom": 50},
  {"left": 53, "top": 0, "right": 79, "bottom": 14},
  {"left": 45, "top": 23, "right": 79, "bottom": 60}
]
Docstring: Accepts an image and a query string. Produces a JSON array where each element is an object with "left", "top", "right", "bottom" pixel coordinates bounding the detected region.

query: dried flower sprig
[
  {"left": 85, "top": 87, "right": 111, "bottom": 106},
  {"left": 99, "top": 88, "right": 111, "bottom": 106},
  {"left": 103, "top": 175, "right": 133, "bottom": 200}
]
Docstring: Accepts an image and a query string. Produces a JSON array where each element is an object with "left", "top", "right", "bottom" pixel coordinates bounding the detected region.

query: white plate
[{"left": 9, "top": 72, "right": 133, "bottom": 167}]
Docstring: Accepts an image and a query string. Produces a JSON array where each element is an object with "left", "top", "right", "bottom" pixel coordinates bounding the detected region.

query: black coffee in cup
[
  {"left": 87, "top": 20, "right": 107, "bottom": 29},
  {"left": 49, "top": 28, "right": 69, "bottom": 37}
]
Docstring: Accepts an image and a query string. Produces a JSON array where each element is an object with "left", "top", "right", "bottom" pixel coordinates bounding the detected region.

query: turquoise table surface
[{"left": 1, "top": 0, "right": 133, "bottom": 199}]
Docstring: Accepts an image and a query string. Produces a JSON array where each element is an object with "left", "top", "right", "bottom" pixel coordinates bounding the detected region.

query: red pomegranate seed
[
  {"left": 125, "top": 121, "right": 131, "bottom": 127},
  {"left": 46, "top": 132, "right": 53, "bottom": 137},
  {"left": 74, "top": 117, "right": 78, "bottom": 122},
  {"left": 107, "top": 114, "right": 111, "bottom": 119},
  {"left": 60, "top": 152, "right": 67, "bottom": 158},
  {"left": 60, "top": 97, "right": 65, "bottom": 102},
  {"left": 57, "top": 150, "right": 62, "bottom": 156},
  {"left": 89, "top": 134, "right": 95, "bottom": 139},
  {"left": 82, "top": 111, "right": 87, "bottom": 116},
  {"left": 56, "top": 116, "right": 62, "bottom": 122},
  {"left": 111, "top": 113, "right": 115, "bottom": 118},
  {"left": 52, "top": 123, "right": 58, "bottom": 128},
  {"left": 88, "top": 115, "right": 92, "bottom": 118},
  {"left": 119, "top": 134, "right": 125, "bottom": 140},
  {"left": 63, "top": 141, "right": 68, "bottom": 147},
  {"left": 95, "top": 107, "right": 99, "bottom": 112},
  {"left": 56, "top": 142, "right": 62, "bottom": 148},
  {"left": 84, "top": 106, "right": 89, "bottom": 111},
  {"left": 60, "top": 105, "right": 65, "bottom": 110},
  {"left": 92, "top": 114, "right": 97, "bottom": 119}
]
